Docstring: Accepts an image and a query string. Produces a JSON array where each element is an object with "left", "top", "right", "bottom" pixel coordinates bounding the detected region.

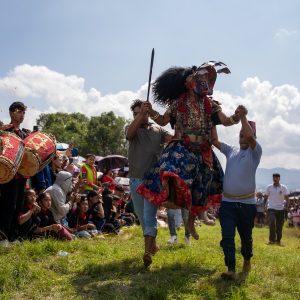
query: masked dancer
[{"left": 137, "top": 61, "right": 241, "bottom": 240}]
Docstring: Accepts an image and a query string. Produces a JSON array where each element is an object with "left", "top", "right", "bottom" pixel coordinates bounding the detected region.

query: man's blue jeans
[
  {"left": 130, "top": 178, "right": 158, "bottom": 237},
  {"left": 219, "top": 201, "right": 256, "bottom": 272},
  {"left": 167, "top": 208, "right": 190, "bottom": 238},
  {"left": 129, "top": 178, "right": 145, "bottom": 230}
]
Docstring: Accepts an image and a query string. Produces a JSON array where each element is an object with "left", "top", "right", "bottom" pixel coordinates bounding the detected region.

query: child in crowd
[
  {"left": 67, "top": 197, "right": 98, "bottom": 238},
  {"left": 87, "top": 190, "right": 105, "bottom": 232},
  {"left": 102, "top": 191, "right": 124, "bottom": 234},
  {"left": 80, "top": 154, "right": 101, "bottom": 194},
  {"left": 34, "top": 192, "right": 73, "bottom": 240},
  {"left": 18, "top": 189, "right": 41, "bottom": 239},
  {"left": 112, "top": 194, "right": 135, "bottom": 227},
  {"left": 101, "top": 168, "right": 115, "bottom": 192}
]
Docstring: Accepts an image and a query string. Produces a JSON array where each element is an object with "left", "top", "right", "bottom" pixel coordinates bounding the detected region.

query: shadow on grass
[
  {"left": 212, "top": 271, "right": 249, "bottom": 299},
  {"left": 71, "top": 257, "right": 217, "bottom": 300}
]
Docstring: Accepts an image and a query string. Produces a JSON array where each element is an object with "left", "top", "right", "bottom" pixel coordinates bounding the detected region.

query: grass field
[{"left": 0, "top": 223, "right": 299, "bottom": 300}]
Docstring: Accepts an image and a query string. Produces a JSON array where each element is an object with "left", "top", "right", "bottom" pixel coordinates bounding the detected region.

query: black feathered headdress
[{"left": 152, "top": 61, "right": 230, "bottom": 106}]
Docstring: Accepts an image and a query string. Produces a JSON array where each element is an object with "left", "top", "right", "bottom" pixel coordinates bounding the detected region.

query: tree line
[{"left": 36, "top": 111, "right": 129, "bottom": 157}]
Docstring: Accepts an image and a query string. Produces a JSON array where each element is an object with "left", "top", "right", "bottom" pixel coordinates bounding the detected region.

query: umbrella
[
  {"left": 56, "top": 142, "right": 69, "bottom": 151},
  {"left": 72, "top": 156, "right": 85, "bottom": 167},
  {"left": 97, "top": 155, "right": 128, "bottom": 172}
]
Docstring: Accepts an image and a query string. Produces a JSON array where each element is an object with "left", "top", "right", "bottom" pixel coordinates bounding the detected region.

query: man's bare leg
[{"left": 187, "top": 213, "right": 199, "bottom": 240}]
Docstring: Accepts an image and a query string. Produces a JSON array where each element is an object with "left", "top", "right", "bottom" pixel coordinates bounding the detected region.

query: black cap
[{"left": 9, "top": 101, "right": 27, "bottom": 112}]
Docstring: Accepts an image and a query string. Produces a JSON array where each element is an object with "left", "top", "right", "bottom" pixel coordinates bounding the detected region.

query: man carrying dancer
[
  {"left": 126, "top": 99, "right": 171, "bottom": 267},
  {"left": 212, "top": 105, "right": 262, "bottom": 279}
]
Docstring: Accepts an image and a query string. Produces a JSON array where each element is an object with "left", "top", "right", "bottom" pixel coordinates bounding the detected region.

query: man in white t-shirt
[{"left": 265, "top": 173, "right": 289, "bottom": 245}]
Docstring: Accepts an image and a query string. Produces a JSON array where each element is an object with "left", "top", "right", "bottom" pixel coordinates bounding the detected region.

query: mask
[
  {"left": 194, "top": 79, "right": 209, "bottom": 95},
  {"left": 186, "top": 71, "right": 209, "bottom": 96}
]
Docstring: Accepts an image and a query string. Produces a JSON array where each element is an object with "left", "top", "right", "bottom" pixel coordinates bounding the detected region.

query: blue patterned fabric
[{"left": 141, "top": 141, "right": 224, "bottom": 208}]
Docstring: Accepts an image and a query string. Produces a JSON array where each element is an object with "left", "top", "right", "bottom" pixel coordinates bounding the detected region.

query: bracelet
[
  {"left": 150, "top": 112, "right": 160, "bottom": 120},
  {"left": 229, "top": 115, "right": 239, "bottom": 125}
]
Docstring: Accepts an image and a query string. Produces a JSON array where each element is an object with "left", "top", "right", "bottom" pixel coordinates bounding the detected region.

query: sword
[{"left": 146, "top": 48, "right": 155, "bottom": 102}]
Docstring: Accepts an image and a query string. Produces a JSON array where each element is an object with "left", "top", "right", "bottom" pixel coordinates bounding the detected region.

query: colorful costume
[{"left": 137, "top": 62, "right": 232, "bottom": 215}]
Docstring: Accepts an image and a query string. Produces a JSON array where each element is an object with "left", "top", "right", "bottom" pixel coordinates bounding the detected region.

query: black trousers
[
  {"left": 219, "top": 201, "right": 256, "bottom": 272},
  {"left": 268, "top": 209, "right": 285, "bottom": 243},
  {"left": 0, "top": 178, "right": 26, "bottom": 240}
]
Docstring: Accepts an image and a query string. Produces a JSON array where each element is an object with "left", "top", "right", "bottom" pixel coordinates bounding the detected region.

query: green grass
[{"left": 0, "top": 224, "right": 299, "bottom": 300}]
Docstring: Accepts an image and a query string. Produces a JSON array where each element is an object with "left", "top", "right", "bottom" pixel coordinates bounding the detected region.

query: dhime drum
[
  {"left": 0, "top": 132, "right": 25, "bottom": 183},
  {"left": 18, "top": 132, "right": 56, "bottom": 176}
]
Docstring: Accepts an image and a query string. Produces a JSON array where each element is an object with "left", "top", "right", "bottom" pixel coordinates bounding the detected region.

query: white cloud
[
  {"left": 274, "top": 28, "right": 297, "bottom": 40},
  {"left": 215, "top": 77, "right": 300, "bottom": 168},
  {"left": 0, "top": 64, "right": 148, "bottom": 129},
  {"left": 1, "top": 64, "right": 300, "bottom": 169}
]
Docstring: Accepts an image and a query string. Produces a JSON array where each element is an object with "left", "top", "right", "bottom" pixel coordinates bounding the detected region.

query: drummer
[{"left": 0, "top": 101, "right": 30, "bottom": 242}]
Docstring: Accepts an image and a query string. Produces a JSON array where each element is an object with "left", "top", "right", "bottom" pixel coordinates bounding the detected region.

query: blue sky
[{"left": 1, "top": 0, "right": 300, "bottom": 170}]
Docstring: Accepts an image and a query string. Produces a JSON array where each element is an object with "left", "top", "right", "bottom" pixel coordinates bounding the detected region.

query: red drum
[
  {"left": 0, "top": 132, "right": 25, "bottom": 183},
  {"left": 18, "top": 132, "right": 56, "bottom": 177}
]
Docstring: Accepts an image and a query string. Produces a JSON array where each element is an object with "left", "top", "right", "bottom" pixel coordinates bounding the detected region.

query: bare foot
[
  {"left": 221, "top": 271, "right": 236, "bottom": 280},
  {"left": 203, "top": 219, "right": 215, "bottom": 226},
  {"left": 187, "top": 213, "right": 199, "bottom": 240}
]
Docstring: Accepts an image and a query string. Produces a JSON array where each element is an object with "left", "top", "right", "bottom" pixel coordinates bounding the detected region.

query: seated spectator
[
  {"left": 101, "top": 168, "right": 115, "bottom": 192},
  {"left": 34, "top": 192, "right": 73, "bottom": 240},
  {"left": 120, "top": 191, "right": 137, "bottom": 226},
  {"left": 124, "top": 193, "right": 140, "bottom": 225},
  {"left": 31, "top": 154, "right": 63, "bottom": 194},
  {"left": 18, "top": 189, "right": 40, "bottom": 239},
  {"left": 67, "top": 197, "right": 98, "bottom": 238},
  {"left": 31, "top": 166, "right": 53, "bottom": 195},
  {"left": 289, "top": 206, "right": 300, "bottom": 228},
  {"left": 102, "top": 193, "right": 124, "bottom": 234},
  {"left": 87, "top": 190, "right": 105, "bottom": 232},
  {"left": 46, "top": 171, "right": 80, "bottom": 224},
  {"left": 64, "top": 157, "right": 77, "bottom": 174},
  {"left": 61, "top": 154, "right": 70, "bottom": 170}
]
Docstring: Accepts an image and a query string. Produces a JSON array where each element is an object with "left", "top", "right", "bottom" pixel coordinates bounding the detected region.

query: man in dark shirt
[
  {"left": 0, "top": 101, "right": 30, "bottom": 241},
  {"left": 87, "top": 190, "right": 105, "bottom": 231}
]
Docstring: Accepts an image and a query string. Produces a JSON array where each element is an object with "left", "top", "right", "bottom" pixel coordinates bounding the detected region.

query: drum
[
  {"left": 18, "top": 132, "right": 56, "bottom": 176},
  {"left": 0, "top": 132, "right": 25, "bottom": 183}
]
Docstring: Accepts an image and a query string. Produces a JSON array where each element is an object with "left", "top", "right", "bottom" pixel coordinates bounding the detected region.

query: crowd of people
[
  {"left": 0, "top": 102, "right": 137, "bottom": 243},
  {"left": 1, "top": 60, "right": 299, "bottom": 281},
  {"left": 254, "top": 191, "right": 300, "bottom": 229}
]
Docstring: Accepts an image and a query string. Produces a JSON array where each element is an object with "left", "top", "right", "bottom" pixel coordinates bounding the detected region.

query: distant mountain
[{"left": 256, "top": 168, "right": 300, "bottom": 192}]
